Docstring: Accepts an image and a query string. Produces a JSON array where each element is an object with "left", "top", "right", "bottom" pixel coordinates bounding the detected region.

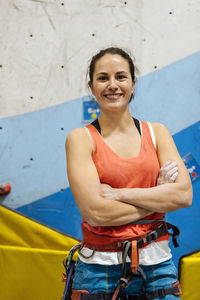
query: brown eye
[
  {"left": 117, "top": 75, "right": 126, "bottom": 80},
  {"left": 98, "top": 76, "right": 108, "bottom": 81}
]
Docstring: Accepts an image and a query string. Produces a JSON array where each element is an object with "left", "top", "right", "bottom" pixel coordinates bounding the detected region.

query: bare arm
[
  {"left": 66, "top": 128, "right": 153, "bottom": 226},
  {"left": 101, "top": 123, "right": 193, "bottom": 213}
]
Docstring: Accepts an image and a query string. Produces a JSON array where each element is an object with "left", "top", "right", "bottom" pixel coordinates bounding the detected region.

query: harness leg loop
[{"left": 131, "top": 240, "right": 139, "bottom": 273}]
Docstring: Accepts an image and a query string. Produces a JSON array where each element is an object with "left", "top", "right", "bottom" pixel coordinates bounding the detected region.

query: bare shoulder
[
  {"left": 151, "top": 122, "right": 169, "bottom": 134},
  {"left": 65, "top": 127, "right": 94, "bottom": 154},
  {"left": 150, "top": 122, "right": 172, "bottom": 142},
  {"left": 66, "top": 127, "right": 87, "bottom": 142}
]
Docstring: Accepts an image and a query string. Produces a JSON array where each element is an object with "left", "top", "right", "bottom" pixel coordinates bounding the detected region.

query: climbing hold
[{"left": 0, "top": 183, "right": 11, "bottom": 196}]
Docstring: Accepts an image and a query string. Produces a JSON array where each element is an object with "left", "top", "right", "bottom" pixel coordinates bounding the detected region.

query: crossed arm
[
  {"left": 101, "top": 123, "right": 192, "bottom": 213},
  {"left": 66, "top": 123, "right": 192, "bottom": 227},
  {"left": 66, "top": 128, "right": 151, "bottom": 226}
]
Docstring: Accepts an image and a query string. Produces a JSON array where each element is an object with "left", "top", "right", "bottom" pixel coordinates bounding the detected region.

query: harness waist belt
[{"left": 82, "top": 222, "right": 168, "bottom": 252}]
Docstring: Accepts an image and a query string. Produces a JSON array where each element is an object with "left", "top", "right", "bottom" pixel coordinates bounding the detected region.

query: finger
[
  {"left": 161, "top": 162, "right": 177, "bottom": 173},
  {"left": 169, "top": 171, "right": 178, "bottom": 182},
  {"left": 167, "top": 166, "right": 179, "bottom": 177},
  {"left": 163, "top": 160, "right": 172, "bottom": 167},
  {"left": 160, "top": 161, "right": 171, "bottom": 170}
]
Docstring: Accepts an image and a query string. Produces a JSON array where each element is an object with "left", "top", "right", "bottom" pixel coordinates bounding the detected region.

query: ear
[
  {"left": 131, "top": 80, "right": 136, "bottom": 93},
  {"left": 88, "top": 81, "right": 94, "bottom": 95}
]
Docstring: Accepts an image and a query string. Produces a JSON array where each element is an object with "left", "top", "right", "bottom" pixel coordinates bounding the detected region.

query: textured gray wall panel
[{"left": 0, "top": 0, "right": 200, "bottom": 117}]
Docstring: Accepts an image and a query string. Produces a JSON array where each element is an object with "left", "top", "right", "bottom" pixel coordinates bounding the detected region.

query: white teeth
[{"left": 105, "top": 94, "right": 122, "bottom": 100}]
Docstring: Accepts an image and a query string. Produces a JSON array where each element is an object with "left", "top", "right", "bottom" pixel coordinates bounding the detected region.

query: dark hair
[{"left": 88, "top": 47, "right": 136, "bottom": 84}]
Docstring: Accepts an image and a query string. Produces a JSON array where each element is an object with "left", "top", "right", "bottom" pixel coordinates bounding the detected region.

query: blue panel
[
  {"left": 0, "top": 98, "right": 84, "bottom": 208},
  {"left": 17, "top": 187, "right": 83, "bottom": 240},
  {"left": 167, "top": 121, "right": 200, "bottom": 267},
  {"left": 131, "top": 51, "right": 200, "bottom": 135}
]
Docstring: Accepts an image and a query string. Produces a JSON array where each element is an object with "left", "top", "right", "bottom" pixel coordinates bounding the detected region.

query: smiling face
[{"left": 89, "top": 54, "right": 135, "bottom": 112}]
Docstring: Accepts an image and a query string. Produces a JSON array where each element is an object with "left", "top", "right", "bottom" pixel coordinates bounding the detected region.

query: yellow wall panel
[
  {"left": 180, "top": 252, "right": 200, "bottom": 300},
  {"left": 0, "top": 205, "right": 79, "bottom": 300},
  {"left": 0, "top": 205, "right": 78, "bottom": 250},
  {"left": 0, "top": 246, "right": 78, "bottom": 300}
]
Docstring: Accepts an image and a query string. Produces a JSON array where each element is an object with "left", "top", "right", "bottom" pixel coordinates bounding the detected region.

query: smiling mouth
[{"left": 104, "top": 94, "right": 123, "bottom": 100}]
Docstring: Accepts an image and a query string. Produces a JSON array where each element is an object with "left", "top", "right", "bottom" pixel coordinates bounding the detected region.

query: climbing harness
[
  {"left": 62, "top": 221, "right": 181, "bottom": 300},
  {"left": 62, "top": 243, "right": 84, "bottom": 300},
  {"left": 110, "top": 239, "right": 181, "bottom": 300},
  {"left": 81, "top": 220, "right": 179, "bottom": 255}
]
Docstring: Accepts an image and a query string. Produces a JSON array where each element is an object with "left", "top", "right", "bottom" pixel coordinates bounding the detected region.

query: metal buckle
[
  {"left": 64, "top": 242, "right": 84, "bottom": 268},
  {"left": 137, "top": 237, "right": 145, "bottom": 248},
  {"left": 146, "top": 230, "right": 158, "bottom": 244}
]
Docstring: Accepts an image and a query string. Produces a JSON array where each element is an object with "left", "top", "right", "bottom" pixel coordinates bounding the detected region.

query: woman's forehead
[{"left": 94, "top": 54, "right": 130, "bottom": 73}]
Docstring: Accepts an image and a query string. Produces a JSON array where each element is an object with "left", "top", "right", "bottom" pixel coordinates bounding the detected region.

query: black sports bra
[{"left": 91, "top": 117, "right": 141, "bottom": 136}]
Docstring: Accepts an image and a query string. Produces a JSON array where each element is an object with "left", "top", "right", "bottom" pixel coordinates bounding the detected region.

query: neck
[{"left": 98, "top": 107, "right": 134, "bottom": 134}]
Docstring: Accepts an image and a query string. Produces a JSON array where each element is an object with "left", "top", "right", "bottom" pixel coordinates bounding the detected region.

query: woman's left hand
[{"left": 157, "top": 161, "right": 178, "bottom": 186}]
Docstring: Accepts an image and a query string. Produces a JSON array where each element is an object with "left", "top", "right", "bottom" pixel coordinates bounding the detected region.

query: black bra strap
[
  {"left": 91, "top": 118, "right": 101, "bottom": 133},
  {"left": 91, "top": 117, "right": 141, "bottom": 136},
  {"left": 133, "top": 117, "right": 141, "bottom": 135}
]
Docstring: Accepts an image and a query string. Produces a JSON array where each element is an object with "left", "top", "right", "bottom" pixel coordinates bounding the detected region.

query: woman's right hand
[{"left": 157, "top": 161, "right": 178, "bottom": 185}]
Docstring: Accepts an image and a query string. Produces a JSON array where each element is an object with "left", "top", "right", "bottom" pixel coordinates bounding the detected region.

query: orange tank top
[{"left": 82, "top": 121, "right": 168, "bottom": 243}]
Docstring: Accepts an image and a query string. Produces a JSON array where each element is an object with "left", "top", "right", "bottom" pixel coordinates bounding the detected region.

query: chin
[{"left": 104, "top": 103, "right": 128, "bottom": 112}]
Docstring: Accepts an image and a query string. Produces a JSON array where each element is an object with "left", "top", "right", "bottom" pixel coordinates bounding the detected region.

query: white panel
[{"left": 0, "top": 0, "right": 200, "bottom": 117}]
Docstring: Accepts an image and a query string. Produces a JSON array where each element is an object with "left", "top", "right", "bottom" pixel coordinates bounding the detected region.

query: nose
[{"left": 108, "top": 77, "right": 118, "bottom": 91}]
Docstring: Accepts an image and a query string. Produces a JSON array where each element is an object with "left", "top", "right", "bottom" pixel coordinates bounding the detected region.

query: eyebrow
[{"left": 96, "top": 71, "right": 128, "bottom": 76}]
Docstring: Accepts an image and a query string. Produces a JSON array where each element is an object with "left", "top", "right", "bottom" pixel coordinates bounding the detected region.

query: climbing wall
[
  {"left": 0, "top": 0, "right": 200, "bottom": 268},
  {"left": 1, "top": 0, "right": 200, "bottom": 118},
  {"left": 167, "top": 121, "right": 200, "bottom": 267}
]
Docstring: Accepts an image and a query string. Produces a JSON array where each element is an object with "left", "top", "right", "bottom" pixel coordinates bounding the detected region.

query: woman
[{"left": 65, "top": 47, "right": 192, "bottom": 299}]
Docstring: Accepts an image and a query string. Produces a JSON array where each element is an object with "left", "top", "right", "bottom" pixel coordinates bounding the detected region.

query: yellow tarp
[
  {"left": 179, "top": 250, "right": 200, "bottom": 300},
  {"left": 0, "top": 205, "right": 79, "bottom": 300}
]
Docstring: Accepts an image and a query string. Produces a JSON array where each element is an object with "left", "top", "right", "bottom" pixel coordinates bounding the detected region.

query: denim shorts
[{"left": 73, "top": 258, "right": 180, "bottom": 299}]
